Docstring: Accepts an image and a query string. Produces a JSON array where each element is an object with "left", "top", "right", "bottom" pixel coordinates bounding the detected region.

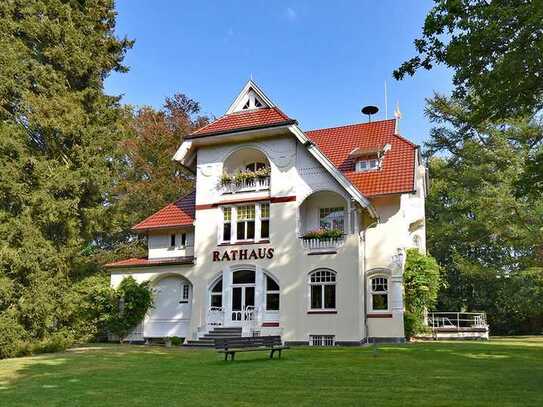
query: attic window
[
  {"left": 254, "top": 98, "right": 263, "bottom": 108},
  {"left": 242, "top": 100, "right": 250, "bottom": 109},
  {"left": 356, "top": 157, "right": 380, "bottom": 172}
]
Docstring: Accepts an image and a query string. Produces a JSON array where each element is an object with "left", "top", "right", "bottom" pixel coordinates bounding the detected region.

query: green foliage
[
  {"left": 302, "top": 228, "right": 343, "bottom": 240},
  {"left": 0, "top": 310, "right": 28, "bottom": 359},
  {"left": 403, "top": 249, "right": 443, "bottom": 338},
  {"left": 170, "top": 336, "right": 183, "bottom": 346},
  {"left": 395, "top": 0, "right": 543, "bottom": 121},
  {"left": 106, "top": 277, "right": 153, "bottom": 341}
]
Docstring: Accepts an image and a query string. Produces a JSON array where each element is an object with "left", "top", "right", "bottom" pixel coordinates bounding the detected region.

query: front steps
[{"left": 184, "top": 327, "right": 242, "bottom": 348}]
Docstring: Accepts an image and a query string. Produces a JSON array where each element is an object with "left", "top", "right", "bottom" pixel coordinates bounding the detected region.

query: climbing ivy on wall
[{"left": 403, "top": 249, "right": 443, "bottom": 339}]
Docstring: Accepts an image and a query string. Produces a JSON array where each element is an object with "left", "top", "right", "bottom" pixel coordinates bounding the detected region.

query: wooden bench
[{"left": 215, "top": 336, "right": 289, "bottom": 361}]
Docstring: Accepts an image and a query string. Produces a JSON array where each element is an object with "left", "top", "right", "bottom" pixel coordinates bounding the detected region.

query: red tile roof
[
  {"left": 306, "top": 119, "right": 416, "bottom": 197},
  {"left": 105, "top": 256, "right": 194, "bottom": 268},
  {"left": 187, "top": 107, "right": 296, "bottom": 139},
  {"left": 132, "top": 191, "right": 195, "bottom": 231}
]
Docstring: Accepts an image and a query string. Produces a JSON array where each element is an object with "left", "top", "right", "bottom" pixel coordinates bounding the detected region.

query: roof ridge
[
  {"left": 132, "top": 190, "right": 195, "bottom": 230},
  {"left": 305, "top": 118, "right": 396, "bottom": 134}
]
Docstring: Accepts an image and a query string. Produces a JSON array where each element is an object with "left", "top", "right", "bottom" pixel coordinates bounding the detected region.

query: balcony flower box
[
  {"left": 301, "top": 228, "right": 343, "bottom": 240},
  {"left": 301, "top": 229, "right": 345, "bottom": 252},
  {"left": 220, "top": 167, "right": 271, "bottom": 193}
]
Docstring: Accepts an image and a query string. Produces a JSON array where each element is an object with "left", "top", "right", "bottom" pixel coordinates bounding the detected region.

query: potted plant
[{"left": 302, "top": 228, "right": 343, "bottom": 240}]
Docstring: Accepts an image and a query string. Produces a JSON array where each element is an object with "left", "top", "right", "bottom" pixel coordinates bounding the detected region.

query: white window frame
[
  {"left": 219, "top": 202, "right": 270, "bottom": 244},
  {"left": 319, "top": 207, "right": 345, "bottom": 231},
  {"left": 308, "top": 269, "right": 337, "bottom": 311},
  {"left": 309, "top": 335, "right": 335, "bottom": 346},
  {"left": 180, "top": 283, "right": 190, "bottom": 304},
  {"left": 369, "top": 275, "right": 389, "bottom": 312},
  {"left": 356, "top": 158, "right": 380, "bottom": 172},
  {"left": 265, "top": 275, "right": 280, "bottom": 312},
  {"left": 210, "top": 277, "right": 223, "bottom": 308}
]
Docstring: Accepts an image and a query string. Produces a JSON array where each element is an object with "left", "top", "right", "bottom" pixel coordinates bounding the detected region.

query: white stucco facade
[{"left": 108, "top": 81, "right": 427, "bottom": 345}]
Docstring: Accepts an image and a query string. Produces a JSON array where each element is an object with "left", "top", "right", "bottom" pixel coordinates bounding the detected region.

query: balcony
[
  {"left": 300, "top": 235, "right": 345, "bottom": 253},
  {"left": 220, "top": 175, "right": 270, "bottom": 194}
]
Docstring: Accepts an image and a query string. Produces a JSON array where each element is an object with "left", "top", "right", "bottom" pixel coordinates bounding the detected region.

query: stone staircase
[{"left": 184, "top": 327, "right": 243, "bottom": 348}]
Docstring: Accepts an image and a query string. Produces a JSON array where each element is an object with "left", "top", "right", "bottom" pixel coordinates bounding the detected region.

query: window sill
[
  {"left": 307, "top": 310, "right": 337, "bottom": 314},
  {"left": 218, "top": 240, "right": 270, "bottom": 246},
  {"left": 367, "top": 313, "right": 392, "bottom": 318}
]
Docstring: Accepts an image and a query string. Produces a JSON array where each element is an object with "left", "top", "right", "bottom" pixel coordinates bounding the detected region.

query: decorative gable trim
[{"left": 226, "top": 80, "right": 276, "bottom": 114}]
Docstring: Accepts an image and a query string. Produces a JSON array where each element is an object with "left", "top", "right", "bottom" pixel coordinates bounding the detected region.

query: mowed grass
[{"left": 1, "top": 337, "right": 542, "bottom": 407}]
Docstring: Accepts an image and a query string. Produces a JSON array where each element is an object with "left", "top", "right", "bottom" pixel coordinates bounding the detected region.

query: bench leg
[
  {"left": 269, "top": 349, "right": 275, "bottom": 359},
  {"left": 231, "top": 352, "right": 235, "bottom": 361},
  {"left": 278, "top": 350, "right": 282, "bottom": 359},
  {"left": 224, "top": 352, "right": 228, "bottom": 361}
]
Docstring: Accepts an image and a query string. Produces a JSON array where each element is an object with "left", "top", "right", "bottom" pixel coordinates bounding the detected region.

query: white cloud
[{"left": 285, "top": 7, "right": 297, "bottom": 21}]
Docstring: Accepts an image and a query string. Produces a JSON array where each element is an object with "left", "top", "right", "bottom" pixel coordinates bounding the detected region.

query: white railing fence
[
  {"left": 231, "top": 305, "right": 256, "bottom": 322},
  {"left": 221, "top": 177, "right": 270, "bottom": 194},
  {"left": 301, "top": 236, "right": 344, "bottom": 251},
  {"left": 207, "top": 306, "right": 224, "bottom": 327},
  {"left": 427, "top": 312, "right": 488, "bottom": 330}
]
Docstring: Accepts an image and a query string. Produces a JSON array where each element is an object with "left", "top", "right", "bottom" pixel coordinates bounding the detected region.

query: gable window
[
  {"left": 319, "top": 207, "right": 344, "bottom": 231},
  {"left": 309, "top": 269, "right": 336, "bottom": 310},
  {"left": 356, "top": 158, "right": 380, "bottom": 172},
  {"left": 266, "top": 275, "right": 280, "bottom": 311},
  {"left": 370, "top": 277, "right": 388, "bottom": 311},
  {"left": 236, "top": 205, "right": 255, "bottom": 240},
  {"left": 223, "top": 208, "right": 232, "bottom": 242}
]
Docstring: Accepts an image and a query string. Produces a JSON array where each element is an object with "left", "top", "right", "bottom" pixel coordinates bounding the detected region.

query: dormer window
[{"left": 356, "top": 157, "right": 380, "bottom": 172}]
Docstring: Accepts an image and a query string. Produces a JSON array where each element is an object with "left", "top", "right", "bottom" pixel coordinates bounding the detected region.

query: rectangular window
[
  {"left": 309, "top": 335, "right": 335, "bottom": 346},
  {"left": 265, "top": 276, "right": 279, "bottom": 311},
  {"left": 236, "top": 205, "right": 255, "bottom": 240},
  {"left": 180, "top": 284, "right": 189, "bottom": 303},
  {"left": 181, "top": 233, "right": 187, "bottom": 246},
  {"left": 223, "top": 207, "right": 232, "bottom": 242},
  {"left": 260, "top": 203, "right": 270, "bottom": 239},
  {"left": 319, "top": 207, "right": 344, "bottom": 231},
  {"left": 370, "top": 277, "right": 389, "bottom": 311},
  {"left": 311, "top": 285, "right": 322, "bottom": 309},
  {"left": 324, "top": 285, "right": 336, "bottom": 309},
  {"left": 356, "top": 158, "right": 380, "bottom": 172},
  {"left": 170, "top": 234, "right": 176, "bottom": 248}
]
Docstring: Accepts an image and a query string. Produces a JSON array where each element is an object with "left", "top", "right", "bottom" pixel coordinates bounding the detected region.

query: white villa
[{"left": 106, "top": 81, "right": 428, "bottom": 346}]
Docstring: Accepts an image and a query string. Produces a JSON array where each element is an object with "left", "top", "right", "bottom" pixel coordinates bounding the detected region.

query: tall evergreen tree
[{"left": 0, "top": 0, "right": 131, "bottom": 338}]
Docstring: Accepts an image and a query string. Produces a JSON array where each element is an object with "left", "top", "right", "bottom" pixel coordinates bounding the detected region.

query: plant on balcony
[
  {"left": 219, "top": 167, "right": 271, "bottom": 187},
  {"left": 302, "top": 228, "right": 343, "bottom": 240}
]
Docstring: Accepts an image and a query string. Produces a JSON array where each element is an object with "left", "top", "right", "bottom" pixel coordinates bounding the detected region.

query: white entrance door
[
  {"left": 231, "top": 285, "right": 255, "bottom": 325},
  {"left": 144, "top": 276, "right": 191, "bottom": 338}
]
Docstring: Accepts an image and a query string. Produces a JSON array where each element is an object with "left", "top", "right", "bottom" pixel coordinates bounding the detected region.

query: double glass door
[{"left": 231, "top": 285, "right": 255, "bottom": 321}]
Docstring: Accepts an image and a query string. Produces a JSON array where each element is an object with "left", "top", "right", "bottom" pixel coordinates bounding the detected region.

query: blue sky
[{"left": 105, "top": 1, "right": 453, "bottom": 146}]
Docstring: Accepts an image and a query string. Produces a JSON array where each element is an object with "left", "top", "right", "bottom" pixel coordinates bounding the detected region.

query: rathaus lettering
[{"left": 212, "top": 248, "right": 274, "bottom": 262}]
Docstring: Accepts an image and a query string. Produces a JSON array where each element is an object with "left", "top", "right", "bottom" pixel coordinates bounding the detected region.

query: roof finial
[{"left": 394, "top": 101, "right": 402, "bottom": 134}]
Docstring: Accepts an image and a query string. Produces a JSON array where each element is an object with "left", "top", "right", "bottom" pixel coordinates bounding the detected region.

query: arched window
[
  {"left": 265, "top": 275, "right": 280, "bottom": 311},
  {"left": 210, "top": 278, "right": 222, "bottom": 307},
  {"left": 309, "top": 270, "right": 336, "bottom": 310},
  {"left": 370, "top": 276, "right": 388, "bottom": 311}
]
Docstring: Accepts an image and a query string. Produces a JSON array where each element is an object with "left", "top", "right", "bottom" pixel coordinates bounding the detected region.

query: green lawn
[{"left": 1, "top": 337, "right": 542, "bottom": 406}]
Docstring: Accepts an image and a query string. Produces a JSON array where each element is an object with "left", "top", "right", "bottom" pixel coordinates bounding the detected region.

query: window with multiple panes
[
  {"left": 221, "top": 203, "right": 269, "bottom": 243},
  {"left": 319, "top": 207, "right": 345, "bottom": 231},
  {"left": 170, "top": 233, "right": 188, "bottom": 248},
  {"left": 370, "top": 277, "right": 389, "bottom": 311},
  {"left": 236, "top": 205, "right": 256, "bottom": 240},
  {"left": 309, "top": 270, "right": 336, "bottom": 310},
  {"left": 260, "top": 203, "right": 270, "bottom": 239},
  {"left": 309, "top": 335, "right": 335, "bottom": 346},
  {"left": 210, "top": 278, "right": 222, "bottom": 307},
  {"left": 265, "top": 275, "right": 280, "bottom": 311},
  {"left": 223, "top": 207, "right": 232, "bottom": 242},
  {"left": 245, "top": 162, "right": 266, "bottom": 172},
  {"left": 180, "top": 283, "right": 190, "bottom": 303},
  {"left": 356, "top": 158, "right": 380, "bottom": 172}
]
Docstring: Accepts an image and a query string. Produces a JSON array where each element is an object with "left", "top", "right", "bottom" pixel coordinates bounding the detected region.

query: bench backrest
[{"left": 214, "top": 336, "right": 282, "bottom": 350}]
